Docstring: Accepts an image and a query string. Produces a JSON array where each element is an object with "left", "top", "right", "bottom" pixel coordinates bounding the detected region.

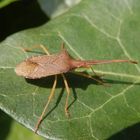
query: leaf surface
[{"left": 0, "top": 0, "right": 140, "bottom": 140}]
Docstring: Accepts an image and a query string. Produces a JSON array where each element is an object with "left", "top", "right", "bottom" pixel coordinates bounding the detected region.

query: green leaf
[
  {"left": 0, "top": 0, "right": 140, "bottom": 140},
  {"left": 0, "top": 0, "right": 17, "bottom": 8}
]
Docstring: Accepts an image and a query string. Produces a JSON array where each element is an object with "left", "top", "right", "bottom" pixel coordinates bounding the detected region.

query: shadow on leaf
[
  {"left": 26, "top": 72, "right": 107, "bottom": 89},
  {"left": 108, "top": 122, "right": 140, "bottom": 140},
  {"left": 26, "top": 72, "right": 140, "bottom": 89},
  {"left": 25, "top": 72, "right": 140, "bottom": 123},
  {"left": 26, "top": 72, "right": 102, "bottom": 123}
]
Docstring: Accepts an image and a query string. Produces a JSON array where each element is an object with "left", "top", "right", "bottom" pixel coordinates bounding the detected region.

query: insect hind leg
[
  {"left": 34, "top": 75, "right": 57, "bottom": 133},
  {"left": 90, "top": 67, "right": 105, "bottom": 78},
  {"left": 61, "top": 74, "right": 70, "bottom": 117},
  {"left": 71, "top": 71, "right": 108, "bottom": 86}
]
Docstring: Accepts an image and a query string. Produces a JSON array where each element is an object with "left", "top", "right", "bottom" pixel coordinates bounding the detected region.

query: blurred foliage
[
  {"left": 0, "top": 110, "right": 45, "bottom": 140},
  {"left": 0, "top": 0, "right": 17, "bottom": 8}
]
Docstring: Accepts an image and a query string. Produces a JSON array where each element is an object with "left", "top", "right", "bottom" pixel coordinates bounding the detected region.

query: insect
[{"left": 15, "top": 43, "right": 137, "bottom": 133}]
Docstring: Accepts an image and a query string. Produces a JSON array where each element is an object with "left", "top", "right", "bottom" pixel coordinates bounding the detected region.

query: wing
[{"left": 15, "top": 52, "right": 72, "bottom": 79}]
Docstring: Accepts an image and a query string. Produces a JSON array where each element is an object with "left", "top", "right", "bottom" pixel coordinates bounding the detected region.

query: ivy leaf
[{"left": 0, "top": 0, "right": 140, "bottom": 139}]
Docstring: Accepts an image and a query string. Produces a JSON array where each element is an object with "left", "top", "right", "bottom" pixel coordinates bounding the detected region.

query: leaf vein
[
  {"left": 123, "top": 0, "right": 133, "bottom": 14},
  {"left": 83, "top": 14, "right": 116, "bottom": 39},
  {"left": 58, "top": 31, "right": 83, "bottom": 59},
  {"left": 92, "top": 80, "right": 139, "bottom": 114}
]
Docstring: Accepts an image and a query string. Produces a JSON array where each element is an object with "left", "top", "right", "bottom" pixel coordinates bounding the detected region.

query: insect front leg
[{"left": 23, "top": 44, "right": 50, "bottom": 55}]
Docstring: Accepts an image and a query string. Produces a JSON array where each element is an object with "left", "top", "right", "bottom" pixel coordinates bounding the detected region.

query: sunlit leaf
[{"left": 0, "top": 0, "right": 140, "bottom": 139}]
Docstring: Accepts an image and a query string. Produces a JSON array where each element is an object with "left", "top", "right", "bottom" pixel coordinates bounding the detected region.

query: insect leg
[
  {"left": 24, "top": 44, "right": 50, "bottom": 55},
  {"left": 61, "top": 74, "right": 70, "bottom": 117},
  {"left": 61, "top": 42, "right": 65, "bottom": 50},
  {"left": 34, "top": 75, "right": 57, "bottom": 133},
  {"left": 89, "top": 66, "right": 97, "bottom": 75},
  {"left": 70, "top": 71, "right": 108, "bottom": 86}
]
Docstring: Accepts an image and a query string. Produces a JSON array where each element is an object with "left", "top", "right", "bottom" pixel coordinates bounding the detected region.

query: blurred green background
[{"left": 0, "top": 110, "right": 45, "bottom": 140}]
